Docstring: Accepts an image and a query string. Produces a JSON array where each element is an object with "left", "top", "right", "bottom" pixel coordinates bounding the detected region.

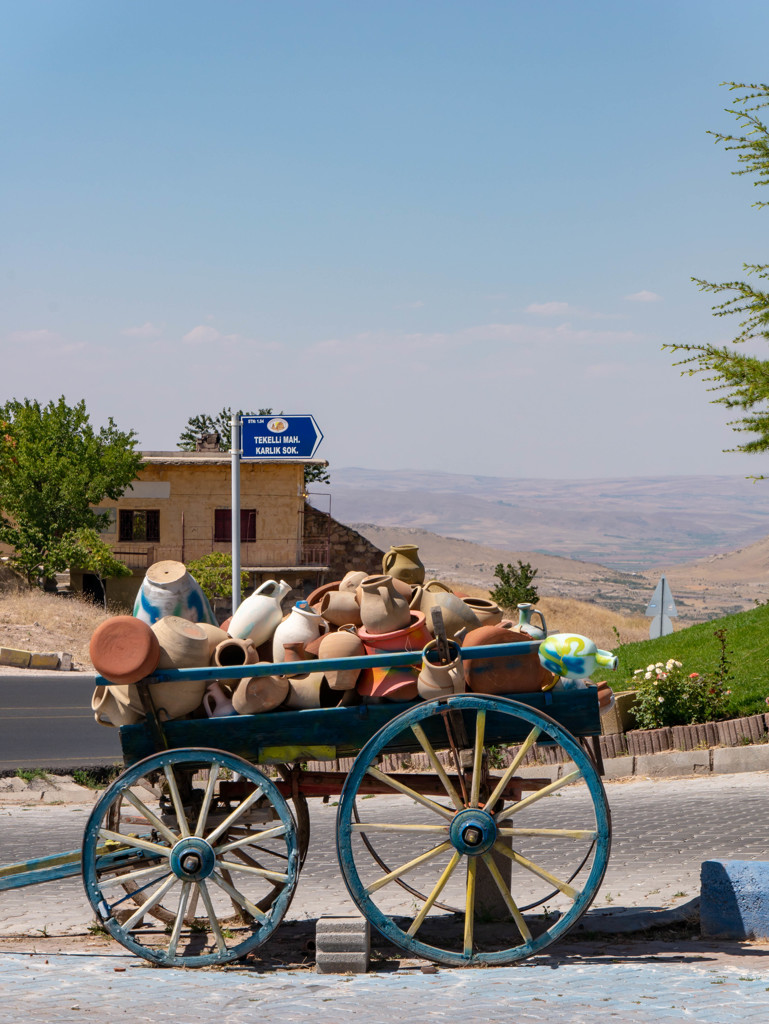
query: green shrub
[
  {"left": 186, "top": 551, "right": 249, "bottom": 603},
  {"left": 631, "top": 658, "right": 733, "bottom": 729},
  {"left": 489, "top": 560, "right": 539, "bottom": 611}
]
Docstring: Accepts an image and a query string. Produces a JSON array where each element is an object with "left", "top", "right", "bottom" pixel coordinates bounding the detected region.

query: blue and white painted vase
[
  {"left": 133, "top": 560, "right": 217, "bottom": 627},
  {"left": 538, "top": 633, "right": 618, "bottom": 683}
]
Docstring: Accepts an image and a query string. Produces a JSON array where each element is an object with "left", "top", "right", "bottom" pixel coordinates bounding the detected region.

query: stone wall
[{"left": 304, "top": 505, "right": 383, "bottom": 579}]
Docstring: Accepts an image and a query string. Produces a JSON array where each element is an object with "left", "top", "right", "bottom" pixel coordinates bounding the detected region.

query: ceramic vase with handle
[
  {"left": 228, "top": 579, "right": 292, "bottom": 646},
  {"left": 318, "top": 626, "right": 364, "bottom": 690},
  {"left": 357, "top": 575, "right": 411, "bottom": 634},
  {"left": 91, "top": 685, "right": 144, "bottom": 728},
  {"left": 272, "top": 601, "right": 329, "bottom": 662},
  {"left": 417, "top": 639, "right": 465, "bottom": 699},
  {"left": 410, "top": 586, "right": 480, "bottom": 640},
  {"left": 319, "top": 590, "right": 362, "bottom": 627},
  {"left": 538, "top": 633, "right": 618, "bottom": 681},
  {"left": 133, "top": 560, "right": 218, "bottom": 627},
  {"left": 203, "top": 681, "right": 237, "bottom": 718},
  {"left": 516, "top": 603, "right": 547, "bottom": 639},
  {"left": 232, "top": 671, "right": 290, "bottom": 715},
  {"left": 382, "top": 544, "right": 425, "bottom": 585}
]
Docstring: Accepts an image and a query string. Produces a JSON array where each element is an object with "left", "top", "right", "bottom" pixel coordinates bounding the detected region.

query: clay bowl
[
  {"left": 90, "top": 616, "right": 160, "bottom": 685},
  {"left": 306, "top": 580, "right": 343, "bottom": 610}
]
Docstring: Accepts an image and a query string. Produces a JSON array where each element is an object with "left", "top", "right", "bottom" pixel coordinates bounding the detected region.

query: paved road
[
  {"left": 1, "top": 772, "right": 768, "bottom": 936},
  {"left": 0, "top": 673, "right": 122, "bottom": 770}
]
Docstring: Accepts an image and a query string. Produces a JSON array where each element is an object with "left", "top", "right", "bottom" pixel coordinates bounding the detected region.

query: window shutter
[
  {"left": 119, "top": 509, "right": 133, "bottom": 542},
  {"left": 146, "top": 510, "right": 160, "bottom": 543}
]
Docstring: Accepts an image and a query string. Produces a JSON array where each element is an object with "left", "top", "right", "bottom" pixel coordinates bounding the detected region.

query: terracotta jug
[
  {"left": 228, "top": 579, "right": 292, "bottom": 647},
  {"left": 318, "top": 626, "right": 364, "bottom": 690},
  {"left": 232, "top": 670, "right": 290, "bottom": 715},
  {"left": 463, "top": 625, "right": 554, "bottom": 695},
  {"left": 196, "top": 622, "right": 230, "bottom": 659},
  {"left": 133, "top": 560, "right": 218, "bottom": 627},
  {"left": 319, "top": 590, "right": 362, "bottom": 627},
  {"left": 516, "top": 603, "right": 547, "bottom": 640},
  {"left": 282, "top": 672, "right": 339, "bottom": 710},
  {"left": 146, "top": 617, "right": 210, "bottom": 720},
  {"left": 356, "top": 610, "right": 430, "bottom": 701},
  {"left": 463, "top": 598, "right": 503, "bottom": 627},
  {"left": 410, "top": 586, "right": 480, "bottom": 640},
  {"left": 203, "top": 681, "right": 236, "bottom": 718},
  {"left": 272, "top": 601, "right": 329, "bottom": 662},
  {"left": 338, "top": 570, "right": 368, "bottom": 594},
  {"left": 417, "top": 639, "right": 465, "bottom": 699},
  {"left": 357, "top": 575, "right": 411, "bottom": 634},
  {"left": 382, "top": 544, "right": 425, "bottom": 585},
  {"left": 213, "top": 636, "right": 259, "bottom": 694},
  {"left": 91, "top": 684, "right": 143, "bottom": 728}
]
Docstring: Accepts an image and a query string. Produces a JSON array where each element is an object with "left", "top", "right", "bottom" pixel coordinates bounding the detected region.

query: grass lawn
[{"left": 610, "top": 602, "right": 769, "bottom": 719}]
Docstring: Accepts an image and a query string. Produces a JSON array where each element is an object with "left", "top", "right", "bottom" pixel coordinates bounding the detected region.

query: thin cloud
[
  {"left": 122, "top": 322, "right": 162, "bottom": 338},
  {"left": 525, "top": 301, "right": 572, "bottom": 316},
  {"left": 183, "top": 325, "right": 223, "bottom": 345},
  {"left": 624, "top": 290, "right": 662, "bottom": 303},
  {"left": 182, "top": 324, "right": 282, "bottom": 350},
  {"left": 6, "top": 329, "right": 63, "bottom": 345}
]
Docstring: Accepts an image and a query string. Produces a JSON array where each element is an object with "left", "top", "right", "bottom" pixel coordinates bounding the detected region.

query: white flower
[
  {"left": 644, "top": 672, "right": 653, "bottom": 680},
  {"left": 633, "top": 668, "right": 644, "bottom": 676},
  {"left": 658, "top": 696, "right": 664, "bottom": 703},
  {"left": 665, "top": 659, "right": 677, "bottom": 670},
  {"left": 647, "top": 664, "right": 656, "bottom": 672},
  {"left": 655, "top": 662, "right": 665, "bottom": 669}
]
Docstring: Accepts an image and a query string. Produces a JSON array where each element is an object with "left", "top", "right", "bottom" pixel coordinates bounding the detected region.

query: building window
[
  {"left": 214, "top": 509, "right": 256, "bottom": 543},
  {"left": 119, "top": 509, "right": 160, "bottom": 543}
]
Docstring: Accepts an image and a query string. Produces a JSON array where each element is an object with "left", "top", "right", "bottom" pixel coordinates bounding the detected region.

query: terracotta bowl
[{"left": 90, "top": 616, "right": 160, "bottom": 685}]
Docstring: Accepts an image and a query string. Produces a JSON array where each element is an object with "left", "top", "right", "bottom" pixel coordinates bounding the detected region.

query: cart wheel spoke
[
  {"left": 82, "top": 749, "right": 299, "bottom": 967},
  {"left": 337, "top": 694, "right": 611, "bottom": 968},
  {"left": 407, "top": 851, "right": 462, "bottom": 937},
  {"left": 480, "top": 853, "right": 532, "bottom": 943},
  {"left": 365, "top": 766, "right": 454, "bottom": 820}
]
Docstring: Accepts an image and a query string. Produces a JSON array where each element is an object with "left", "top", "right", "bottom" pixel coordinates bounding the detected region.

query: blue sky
[{"left": 2, "top": 0, "right": 769, "bottom": 479}]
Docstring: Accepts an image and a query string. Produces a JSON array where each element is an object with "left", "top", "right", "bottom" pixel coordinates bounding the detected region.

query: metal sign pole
[{"left": 231, "top": 413, "right": 242, "bottom": 613}]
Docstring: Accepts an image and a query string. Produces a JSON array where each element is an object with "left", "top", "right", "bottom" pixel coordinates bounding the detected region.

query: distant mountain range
[{"left": 324, "top": 468, "right": 769, "bottom": 571}]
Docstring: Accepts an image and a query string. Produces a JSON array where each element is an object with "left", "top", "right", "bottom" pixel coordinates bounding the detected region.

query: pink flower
[{"left": 689, "top": 673, "right": 699, "bottom": 679}]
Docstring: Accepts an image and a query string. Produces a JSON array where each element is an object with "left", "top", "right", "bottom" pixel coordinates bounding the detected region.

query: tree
[
  {"left": 62, "top": 528, "right": 131, "bottom": 610},
  {"left": 0, "top": 397, "right": 142, "bottom": 585},
  {"left": 185, "top": 551, "right": 249, "bottom": 612},
  {"left": 665, "top": 83, "right": 769, "bottom": 473},
  {"left": 489, "top": 560, "right": 540, "bottom": 611},
  {"left": 178, "top": 406, "right": 330, "bottom": 486}
]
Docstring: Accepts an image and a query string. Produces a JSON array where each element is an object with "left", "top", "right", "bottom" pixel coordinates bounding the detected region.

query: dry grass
[{"left": 0, "top": 586, "right": 108, "bottom": 669}]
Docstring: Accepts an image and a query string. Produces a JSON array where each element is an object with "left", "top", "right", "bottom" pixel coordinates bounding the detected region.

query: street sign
[
  {"left": 645, "top": 574, "right": 677, "bottom": 639},
  {"left": 240, "top": 415, "right": 323, "bottom": 460}
]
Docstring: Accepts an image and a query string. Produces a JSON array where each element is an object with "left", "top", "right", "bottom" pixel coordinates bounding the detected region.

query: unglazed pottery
[
  {"left": 272, "top": 601, "right": 329, "bottom": 662},
  {"left": 538, "top": 633, "right": 618, "bottom": 681},
  {"left": 196, "top": 622, "right": 230, "bottom": 659},
  {"left": 409, "top": 586, "right": 480, "bottom": 640},
  {"left": 463, "top": 625, "right": 554, "bottom": 695},
  {"left": 318, "top": 626, "right": 364, "bottom": 690},
  {"left": 382, "top": 544, "right": 425, "bottom": 586},
  {"left": 306, "top": 580, "right": 342, "bottom": 609},
  {"left": 90, "top": 616, "right": 160, "bottom": 685},
  {"left": 319, "top": 590, "right": 362, "bottom": 627},
  {"left": 357, "top": 668, "right": 419, "bottom": 702},
  {"left": 91, "top": 685, "right": 143, "bottom": 728},
  {"left": 357, "top": 575, "right": 411, "bottom": 634},
  {"left": 516, "top": 602, "right": 547, "bottom": 640},
  {"left": 133, "top": 560, "right": 217, "bottom": 627},
  {"left": 417, "top": 639, "right": 465, "bottom": 699},
  {"left": 232, "top": 671, "right": 290, "bottom": 715},
  {"left": 356, "top": 611, "right": 431, "bottom": 700},
  {"left": 148, "top": 617, "right": 210, "bottom": 720},
  {"left": 282, "top": 672, "right": 339, "bottom": 710},
  {"left": 338, "top": 570, "right": 368, "bottom": 594},
  {"left": 462, "top": 598, "right": 503, "bottom": 627},
  {"left": 228, "top": 579, "right": 292, "bottom": 647}
]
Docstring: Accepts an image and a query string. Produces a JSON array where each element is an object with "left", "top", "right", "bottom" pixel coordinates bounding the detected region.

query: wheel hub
[
  {"left": 170, "top": 837, "right": 216, "bottom": 881},
  {"left": 449, "top": 808, "right": 498, "bottom": 857}
]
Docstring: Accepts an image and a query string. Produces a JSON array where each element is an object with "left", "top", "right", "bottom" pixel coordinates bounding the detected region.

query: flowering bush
[{"left": 631, "top": 659, "right": 733, "bottom": 729}]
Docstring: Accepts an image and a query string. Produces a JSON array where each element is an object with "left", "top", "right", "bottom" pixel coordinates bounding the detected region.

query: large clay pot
[
  {"left": 318, "top": 626, "right": 364, "bottom": 691},
  {"left": 319, "top": 590, "right": 362, "bottom": 627},
  {"left": 463, "top": 625, "right": 554, "bottom": 695},
  {"left": 516, "top": 603, "right": 547, "bottom": 640},
  {"left": 148, "top": 617, "right": 210, "bottom": 720},
  {"left": 338, "top": 570, "right": 368, "bottom": 594},
  {"left": 282, "top": 672, "right": 339, "bottom": 710},
  {"left": 382, "top": 544, "right": 425, "bottom": 585},
  {"left": 232, "top": 671, "right": 290, "bottom": 715},
  {"left": 417, "top": 639, "right": 465, "bottom": 699},
  {"left": 462, "top": 598, "right": 503, "bottom": 627},
  {"left": 228, "top": 579, "right": 292, "bottom": 647},
  {"left": 357, "top": 669, "right": 419, "bottom": 702},
  {"left": 133, "top": 560, "right": 218, "bottom": 627},
  {"left": 272, "top": 602, "right": 329, "bottom": 662},
  {"left": 356, "top": 611, "right": 431, "bottom": 702},
  {"left": 357, "top": 575, "right": 411, "bottom": 634},
  {"left": 306, "top": 580, "right": 342, "bottom": 609},
  {"left": 90, "top": 616, "right": 160, "bottom": 685},
  {"left": 410, "top": 586, "right": 480, "bottom": 640},
  {"left": 91, "top": 685, "right": 143, "bottom": 728}
]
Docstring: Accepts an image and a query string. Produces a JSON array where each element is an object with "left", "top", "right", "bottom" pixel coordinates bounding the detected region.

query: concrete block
[
  {"left": 634, "top": 750, "right": 711, "bottom": 777},
  {"left": 57, "top": 652, "right": 73, "bottom": 671},
  {"left": 701, "top": 859, "right": 769, "bottom": 939},
  {"left": 316, "top": 916, "right": 370, "bottom": 973},
  {"left": 29, "top": 652, "right": 60, "bottom": 670},
  {"left": 712, "top": 745, "right": 769, "bottom": 775},
  {"left": 0, "top": 647, "right": 31, "bottom": 668},
  {"left": 602, "top": 755, "right": 635, "bottom": 780}
]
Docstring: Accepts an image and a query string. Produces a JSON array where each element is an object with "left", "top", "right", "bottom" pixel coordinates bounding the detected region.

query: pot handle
[{"left": 382, "top": 551, "right": 396, "bottom": 573}]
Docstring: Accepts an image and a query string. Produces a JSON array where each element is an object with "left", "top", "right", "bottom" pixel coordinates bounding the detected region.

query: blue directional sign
[{"left": 241, "top": 415, "right": 323, "bottom": 460}]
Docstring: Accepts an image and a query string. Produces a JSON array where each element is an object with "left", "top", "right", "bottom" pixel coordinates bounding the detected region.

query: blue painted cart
[{"left": 1, "top": 641, "right": 611, "bottom": 969}]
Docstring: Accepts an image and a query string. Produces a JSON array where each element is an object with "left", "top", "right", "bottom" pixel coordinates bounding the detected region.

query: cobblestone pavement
[{"left": 1, "top": 771, "right": 768, "bottom": 937}]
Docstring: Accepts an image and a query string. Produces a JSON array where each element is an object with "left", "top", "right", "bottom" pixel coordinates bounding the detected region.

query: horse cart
[{"left": 0, "top": 639, "right": 611, "bottom": 969}]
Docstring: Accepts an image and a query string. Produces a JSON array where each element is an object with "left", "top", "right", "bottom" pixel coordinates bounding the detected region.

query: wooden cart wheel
[
  {"left": 82, "top": 748, "right": 299, "bottom": 967},
  {"left": 336, "top": 694, "right": 611, "bottom": 967}
]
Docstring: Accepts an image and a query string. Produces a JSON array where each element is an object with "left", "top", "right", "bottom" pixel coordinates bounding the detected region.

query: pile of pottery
[{"left": 89, "top": 546, "right": 560, "bottom": 727}]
